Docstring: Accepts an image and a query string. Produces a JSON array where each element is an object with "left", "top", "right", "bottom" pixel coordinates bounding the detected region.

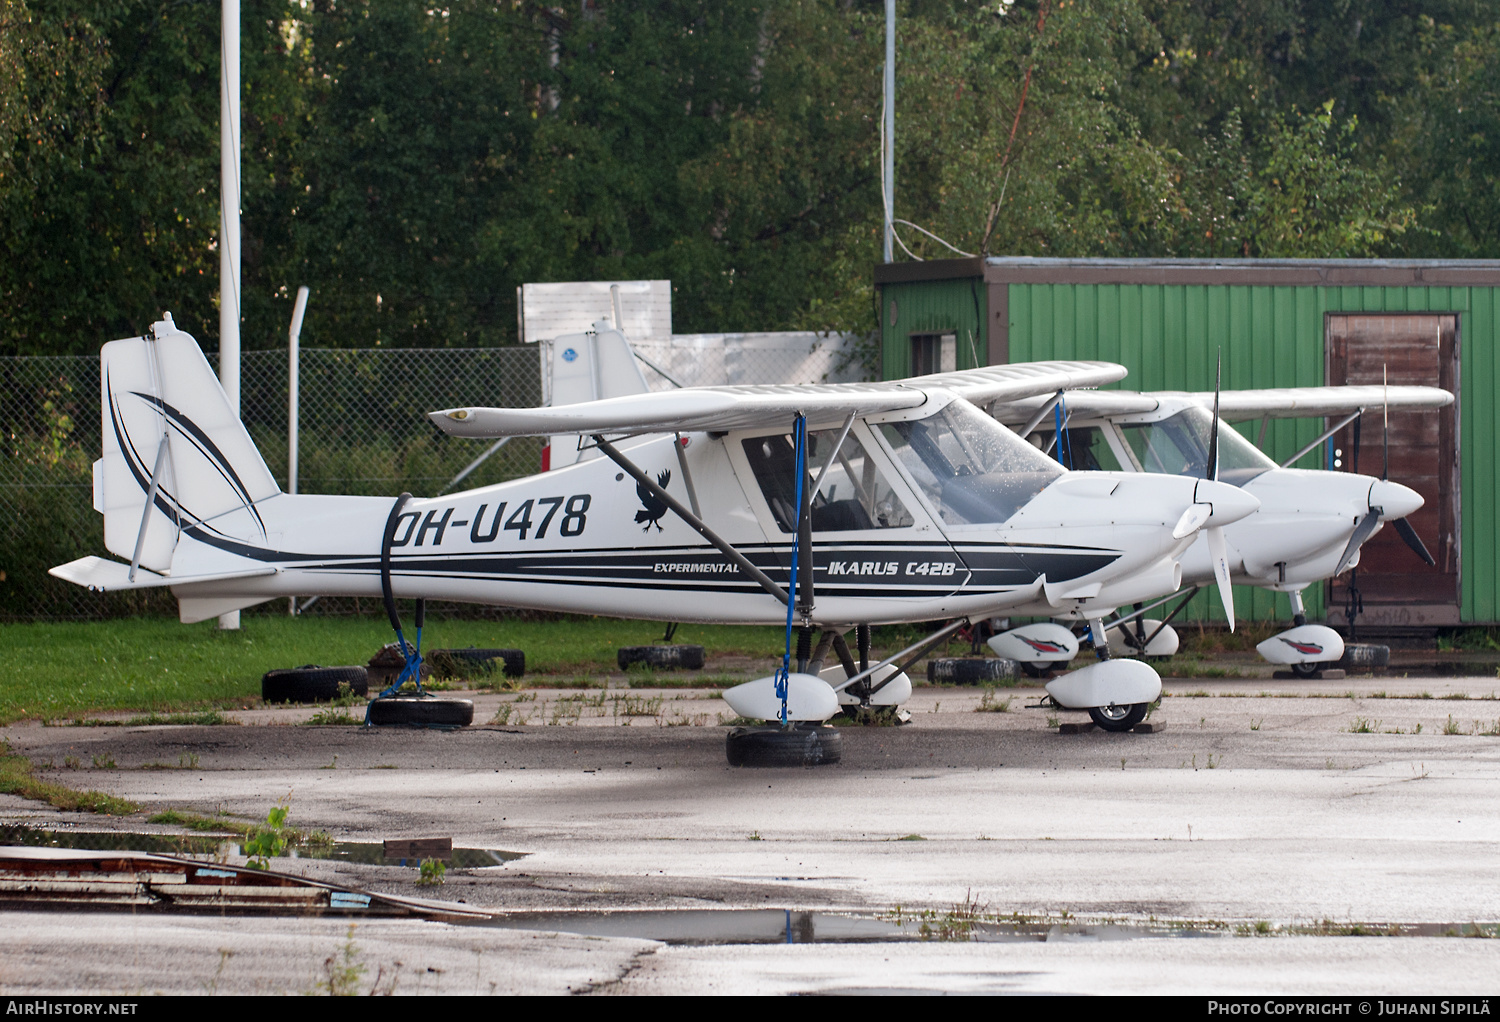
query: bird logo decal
[
  {"left": 635, "top": 470, "right": 671, "bottom": 531},
  {"left": 1277, "top": 637, "right": 1325, "bottom": 656},
  {"left": 1019, "top": 636, "right": 1068, "bottom": 655}
]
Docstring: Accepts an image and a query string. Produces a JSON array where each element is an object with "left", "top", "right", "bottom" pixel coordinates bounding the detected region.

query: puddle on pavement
[
  {"left": 478, "top": 910, "right": 1500, "bottom": 946},
  {"left": 479, "top": 910, "right": 1232, "bottom": 945},
  {"left": 0, "top": 825, "right": 522, "bottom": 869}
]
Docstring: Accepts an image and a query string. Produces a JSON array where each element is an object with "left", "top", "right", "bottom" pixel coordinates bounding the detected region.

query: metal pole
[
  {"left": 287, "top": 286, "right": 308, "bottom": 497},
  {"left": 286, "top": 286, "right": 307, "bottom": 616},
  {"left": 218, "top": 0, "right": 241, "bottom": 631},
  {"left": 883, "top": 0, "right": 895, "bottom": 263}
]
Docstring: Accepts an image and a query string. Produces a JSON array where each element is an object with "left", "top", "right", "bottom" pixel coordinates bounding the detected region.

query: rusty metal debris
[{"left": 0, "top": 848, "right": 489, "bottom": 919}]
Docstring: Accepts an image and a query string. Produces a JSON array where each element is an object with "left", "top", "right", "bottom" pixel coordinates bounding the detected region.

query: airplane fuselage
[{"left": 166, "top": 428, "right": 1241, "bottom": 626}]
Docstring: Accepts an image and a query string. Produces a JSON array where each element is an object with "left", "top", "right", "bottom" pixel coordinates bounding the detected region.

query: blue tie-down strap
[{"left": 374, "top": 627, "right": 426, "bottom": 702}]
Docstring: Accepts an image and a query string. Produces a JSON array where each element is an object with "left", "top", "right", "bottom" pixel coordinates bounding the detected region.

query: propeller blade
[
  {"left": 1206, "top": 524, "right": 1235, "bottom": 632},
  {"left": 1393, "top": 516, "right": 1436, "bottom": 566},
  {"left": 1207, "top": 351, "right": 1221, "bottom": 482},
  {"left": 1382, "top": 364, "right": 1390, "bottom": 482},
  {"left": 1171, "top": 503, "right": 1212, "bottom": 540},
  {"left": 1334, "top": 509, "right": 1383, "bottom": 577}
]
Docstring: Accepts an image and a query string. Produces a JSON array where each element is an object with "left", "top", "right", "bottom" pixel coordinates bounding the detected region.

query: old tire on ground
[
  {"left": 261, "top": 665, "right": 368, "bottom": 704},
  {"left": 429, "top": 647, "right": 525, "bottom": 679},
  {"left": 726, "top": 725, "right": 842, "bottom": 767},
  {"left": 1088, "top": 703, "right": 1149, "bottom": 732},
  {"left": 1336, "top": 643, "right": 1390, "bottom": 671},
  {"left": 617, "top": 644, "right": 706, "bottom": 671},
  {"left": 366, "top": 697, "right": 474, "bottom": 727},
  {"left": 927, "top": 657, "right": 1019, "bottom": 685}
]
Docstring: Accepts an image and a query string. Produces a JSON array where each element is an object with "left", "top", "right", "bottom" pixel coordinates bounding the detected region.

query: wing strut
[
  {"left": 1280, "top": 409, "right": 1363, "bottom": 469},
  {"left": 591, "top": 435, "right": 789, "bottom": 606},
  {"left": 1016, "top": 390, "right": 1063, "bottom": 440},
  {"left": 828, "top": 617, "right": 973, "bottom": 696}
]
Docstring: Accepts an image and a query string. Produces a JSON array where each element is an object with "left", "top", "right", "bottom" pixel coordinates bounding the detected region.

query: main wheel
[
  {"left": 366, "top": 697, "right": 474, "bottom": 727},
  {"left": 1290, "top": 660, "right": 1322, "bottom": 678},
  {"left": 726, "top": 725, "right": 842, "bottom": 767},
  {"left": 1088, "top": 702, "right": 1148, "bottom": 732},
  {"left": 261, "top": 665, "right": 368, "bottom": 704},
  {"left": 617, "top": 644, "right": 706, "bottom": 671},
  {"left": 1020, "top": 661, "right": 1050, "bottom": 679}
]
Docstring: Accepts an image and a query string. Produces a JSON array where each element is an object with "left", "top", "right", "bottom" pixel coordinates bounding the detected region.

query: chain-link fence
[
  {"left": 3, "top": 338, "right": 874, "bottom": 621},
  {"left": 2, "top": 347, "right": 542, "bottom": 620}
]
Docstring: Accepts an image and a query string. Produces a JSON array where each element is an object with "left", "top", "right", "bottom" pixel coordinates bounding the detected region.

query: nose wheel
[{"left": 1089, "top": 702, "right": 1148, "bottom": 732}]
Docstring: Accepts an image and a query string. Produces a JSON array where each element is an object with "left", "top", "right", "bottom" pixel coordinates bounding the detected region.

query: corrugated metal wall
[
  {"left": 881, "top": 278, "right": 1499, "bottom": 625},
  {"left": 880, "top": 278, "right": 987, "bottom": 377}
]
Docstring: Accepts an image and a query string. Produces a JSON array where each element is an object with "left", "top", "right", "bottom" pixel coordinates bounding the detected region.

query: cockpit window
[
  {"left": 1032, "top": 426, "right": 1126, "bottom": 472},
  {"left": 742, "top": 428, "right": 913, "bottom": 533},
  {"left": 1118, "top": 406, "right": 1275, "bottom": 487},
  {"left": 876, "top": 398, "right": 1064, "bottom": 525}
]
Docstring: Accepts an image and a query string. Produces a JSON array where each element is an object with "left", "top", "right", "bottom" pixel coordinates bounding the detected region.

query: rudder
[{"left": 97, "top": 315, "right": 279, "bottom": 573}]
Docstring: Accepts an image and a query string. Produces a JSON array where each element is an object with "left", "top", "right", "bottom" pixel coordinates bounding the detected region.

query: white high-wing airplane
[
  {"left": 983, "top": 384, "right": 1452, "bottom": 674},
  {"left": 51, "top": 315, "right": 1261, "bottom": 735}
]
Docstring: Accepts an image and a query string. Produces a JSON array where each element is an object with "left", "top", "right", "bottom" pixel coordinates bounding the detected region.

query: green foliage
[
  {"left": 0, "top": 738, "right": 137, "bottom": 814},
  {"left": 975, "top": 689, "right": 1012, "bottom": 713},
  {"left": 4, "top": 0, "right": 1500, "bottom": 362},
  {"left": 243, "top": 798, "right": 290, "bottom": 870},
  {"left": 0, "top": 615, "right": 788, "bottom": 722},
  {"left": 416, "top": 858, "right": 445, "bottom": 886},
  {"left": 319, "top": 925, "right": 366, "bottom": 997},
  {"left": 304, "top": 708, "right": 360, "bottom": 726}
]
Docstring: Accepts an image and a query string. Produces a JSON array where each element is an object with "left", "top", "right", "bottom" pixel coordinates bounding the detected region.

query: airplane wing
[
  {"left": 989, "top": 390, "right": 1161, "bottom": 424},
  {"left": 989, "top": 384, "right": 1454, "bottom": 426},
  {"left": 430, "top": 361, "right": 1126, "bottom": 438},
  {"left": 1167, "top": 385, "right": 1454, "bottom": 422}
]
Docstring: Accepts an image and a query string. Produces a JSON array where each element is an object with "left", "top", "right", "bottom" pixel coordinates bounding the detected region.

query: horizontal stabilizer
[{"left": 49, "top": 556, "right": 277, "bottom": 593}]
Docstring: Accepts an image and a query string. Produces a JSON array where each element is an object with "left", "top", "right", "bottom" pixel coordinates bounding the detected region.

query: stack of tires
[
  {"left": 617, "top": 645, "right": 706, "bottom": 671},
  {"left": 261, "top": 665, "right": 368, "bottom": 704},
  {"left": 926, "top": 657, "right": 1019, "bottom": 685}
]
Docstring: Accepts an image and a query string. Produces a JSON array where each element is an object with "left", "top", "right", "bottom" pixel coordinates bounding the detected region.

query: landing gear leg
[
  {"left": 1088, "top": 617, "right": 1111, "bottom": 661},
  {"left": 1287, "top": 590, "right": 1317, "bottom": 676}
]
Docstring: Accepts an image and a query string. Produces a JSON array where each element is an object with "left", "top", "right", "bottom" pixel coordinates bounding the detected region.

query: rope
[
  {"left": 775, "top": 414, "right": 808, "bottom": 726},
  {"left": 1053, "top": 396, "right": 1073, "bottom": 469}
]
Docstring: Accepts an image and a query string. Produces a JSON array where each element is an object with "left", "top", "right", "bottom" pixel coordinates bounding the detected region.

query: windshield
[
  {"left": 876, "top": 398, "right": 1064, "bottom": 525},
  {"left": 1118, "top": 406, "right": 1276, "bottom": 487}
]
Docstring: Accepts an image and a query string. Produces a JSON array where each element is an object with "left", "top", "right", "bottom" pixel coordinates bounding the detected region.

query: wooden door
[{"left": 1326, "top": 314, "right": 1460, "bottom": 627}]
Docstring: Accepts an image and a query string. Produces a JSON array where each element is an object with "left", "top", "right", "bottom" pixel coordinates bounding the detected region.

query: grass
[
  {"left": 975, "top": 689, "right": 1012, "bottom": 713},
  {"left": 304, "top": 708, "right": 361, "bottom": 726},
  {"left": 147, "top": 809, "right": 248, "bottom": 833},
  {"left": 0, "top": 616, "right": 791, "bottom": 724},
  {"left": 1, "top": 740, "right": 138, "bottom": 815}
]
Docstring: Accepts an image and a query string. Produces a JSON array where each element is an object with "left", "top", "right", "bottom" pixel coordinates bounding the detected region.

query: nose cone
[
  {"left": 1370, "top": 479, "right": 1423, "bottom": 520},
  {"left": 1194, "top": 479, "right": 1261, "bottom": 527}
]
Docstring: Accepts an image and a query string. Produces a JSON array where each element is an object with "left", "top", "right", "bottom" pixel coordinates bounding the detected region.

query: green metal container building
[{"left": 874, "top": 257, "right": 1500, "bottom": 629}]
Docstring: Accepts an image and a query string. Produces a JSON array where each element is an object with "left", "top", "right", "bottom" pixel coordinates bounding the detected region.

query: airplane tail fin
[{"left": 96, "top": 315, "right": 280, "bottom": 574}]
